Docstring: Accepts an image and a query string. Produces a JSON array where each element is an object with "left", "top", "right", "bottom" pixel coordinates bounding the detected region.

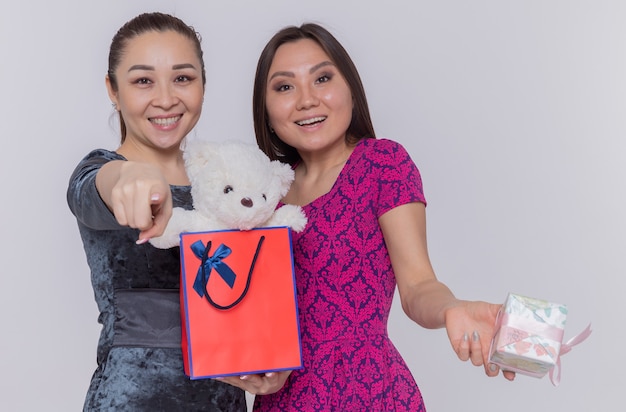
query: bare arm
[
  {"left": 379, "top": 202, "right": 514, "bottom": 380},
  {"left": 379, "top": 202, "right": 453, "bottom": 327},
  {"left": 96, "top": 160, "right": 173, "bottom": 244}
]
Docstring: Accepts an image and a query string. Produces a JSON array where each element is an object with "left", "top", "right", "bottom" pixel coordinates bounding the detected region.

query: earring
[{"left": 111, "top": 103, "right": 118, "bottom": 111}]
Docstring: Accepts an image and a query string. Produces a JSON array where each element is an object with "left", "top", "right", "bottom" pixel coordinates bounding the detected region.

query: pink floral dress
[{"left": 254, "top": 138, "right": 427, "bottom": 411}]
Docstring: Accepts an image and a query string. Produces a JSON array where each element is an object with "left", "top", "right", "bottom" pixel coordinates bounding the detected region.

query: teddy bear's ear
[
  {"left": 271, "top": 160, "right": 295, "bottom": 196},
  {"left": 184, "top": 140, "right": 217, "bottom": 179}
]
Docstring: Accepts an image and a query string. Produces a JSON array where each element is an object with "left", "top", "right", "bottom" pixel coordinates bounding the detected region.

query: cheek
[
  {"left": 323, "top": 88, "right": 352, "bottom": 109},
  {"left": 187, "top": 88, "right": 205, "bottom": 111},
  {"left": 266, "top": 99, "right": 291, "bottom": 124},
  {"left": 326, "top": 91, "right": 353, "bottom": 122},
  {"left": 340, "top": 89, "right": 354, "bottom": 109},
  {"left": 117, "top": 98, "right": 143, "bottom": 120}
]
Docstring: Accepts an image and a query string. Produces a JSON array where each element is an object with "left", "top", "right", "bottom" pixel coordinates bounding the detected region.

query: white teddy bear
[{"left": 149, "top": 139, "right": 307, "bottom": 249}]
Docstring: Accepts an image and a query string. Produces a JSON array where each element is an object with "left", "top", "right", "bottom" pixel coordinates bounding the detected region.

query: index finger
[{"left": 136, "top": 192, "right": 172, "bottom": 244}]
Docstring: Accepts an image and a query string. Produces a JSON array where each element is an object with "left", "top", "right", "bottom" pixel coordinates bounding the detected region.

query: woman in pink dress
[{"left": 246, "top": 23, "right": 516, "bottom": 411}]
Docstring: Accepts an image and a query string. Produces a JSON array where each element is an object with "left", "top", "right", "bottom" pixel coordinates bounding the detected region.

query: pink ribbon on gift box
[
  {"left": 498, "top": 312, "right": 566, "bottom": 347},
  {"left": 549, "top": 323, "right": 592, "bottom": 386}
]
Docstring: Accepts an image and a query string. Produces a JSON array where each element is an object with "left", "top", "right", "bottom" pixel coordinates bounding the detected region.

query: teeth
[
  {"left": 151, "top": 116, "right": 181, "bottom": 126},
  {"left": 296, "top": 116, "right": 326, "bottom": 126}
]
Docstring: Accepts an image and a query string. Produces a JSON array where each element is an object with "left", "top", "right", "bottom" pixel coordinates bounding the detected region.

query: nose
[
  {"left": 153, "top": 82, "right": 178, "bottom": 109},
  {"left": 296, "top": 85, "right": 319, "bottom": 110},
  {"left": 241, "top": 198, "right": 253, "bottom": 208}
]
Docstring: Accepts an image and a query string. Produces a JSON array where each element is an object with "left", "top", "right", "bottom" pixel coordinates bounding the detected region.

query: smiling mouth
[
  {"left": 150, "top": 115, "right": 181, "bottom": 126},
  {"left": 296, "top": 116, "right": 326, "bottom": 126}
]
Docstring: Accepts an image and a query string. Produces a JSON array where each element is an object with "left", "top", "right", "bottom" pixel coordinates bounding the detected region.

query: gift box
[
  {"left": 488, "top": 293, "right": 592, "bottom": 385},
  {"left": 489, "top": 293, "right": 567, "bottom": 378},
  {"left": 179, "top": 227, "right": 303, "bottom": 379}
]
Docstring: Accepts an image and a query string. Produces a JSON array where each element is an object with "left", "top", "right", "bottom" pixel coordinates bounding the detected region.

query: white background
[{"left": 1, "top": 1, "right": 622, "bottom": 410}]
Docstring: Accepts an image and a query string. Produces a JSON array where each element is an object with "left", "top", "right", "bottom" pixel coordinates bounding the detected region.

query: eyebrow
[
  {"left": 127, "top": 63, "right": 198, "bottom": 72},
  {"left": 269, "top": 60, "right": 335, "bottom": 81}
]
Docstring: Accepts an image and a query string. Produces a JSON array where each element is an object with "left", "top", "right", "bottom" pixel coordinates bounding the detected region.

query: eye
[
  {"left": 224, "top": 185, "right": 233, "bottom": 194},
  {"left": 133, "top": 77, "right": 152, "bottom": 85},
  {"left": 316, "top": 73, "right": 332, "bottom": 84},
  {"left": 175, "top": 74, "right": 194, "bottom": 83},
  {"left": 262, "top": 194, "right": 267, "bottom": 201},
  {"left": 275, "top": 84, "right": 292, "bottom": 92}
]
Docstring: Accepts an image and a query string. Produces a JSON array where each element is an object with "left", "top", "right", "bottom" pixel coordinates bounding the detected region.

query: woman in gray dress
[{"left": 67, "top": 12, "right": 286, "bottom": 411}]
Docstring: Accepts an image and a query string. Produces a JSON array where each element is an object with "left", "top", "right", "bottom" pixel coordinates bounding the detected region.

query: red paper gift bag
[{"left": 179, "top": 226, "right": 302, "bottom": 379}]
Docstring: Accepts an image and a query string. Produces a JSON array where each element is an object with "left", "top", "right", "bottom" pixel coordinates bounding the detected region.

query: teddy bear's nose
[{"left": 241, "top": 198, "right": 253, "bottom": 208}]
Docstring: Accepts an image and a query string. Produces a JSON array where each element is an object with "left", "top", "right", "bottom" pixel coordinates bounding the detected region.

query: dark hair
[
  {"left": 107, "top": 12, "right": 206, "bottom": 143},
  {"left": 253, "top": 23, "right": 376, "bottom": 164}
]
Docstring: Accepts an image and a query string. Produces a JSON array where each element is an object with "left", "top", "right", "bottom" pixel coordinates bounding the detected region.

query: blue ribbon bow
[{"left": 191, "top": 240, "right": 237, "bottom": 298}]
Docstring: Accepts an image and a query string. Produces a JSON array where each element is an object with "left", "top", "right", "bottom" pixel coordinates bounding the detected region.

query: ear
[
  {"left": 105, "top": 74, "right": 118, "bottom": 108},
  {"left": 271, "top": 160, "right": 295, "bottom": 197},
  {"left": 184, "top": 140, "right": 216, "bottom": 179}
]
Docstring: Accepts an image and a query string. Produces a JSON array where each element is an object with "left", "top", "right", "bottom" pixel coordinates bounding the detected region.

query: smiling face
[
  {"left": 106, "top": 30, "right": 204, "bottom": 153},
  {"left": 265, "top": 39, "right": 354, "bottom": 156}
]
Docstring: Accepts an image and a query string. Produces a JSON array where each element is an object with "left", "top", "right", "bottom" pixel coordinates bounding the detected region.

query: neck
[{"left": 297, "top": 141, "right": 354, "bottom": 179}]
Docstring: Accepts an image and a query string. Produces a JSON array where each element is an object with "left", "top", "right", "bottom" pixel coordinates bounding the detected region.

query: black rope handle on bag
[{"left": 201, "top": 235, "right": 265, "bottom": 310}]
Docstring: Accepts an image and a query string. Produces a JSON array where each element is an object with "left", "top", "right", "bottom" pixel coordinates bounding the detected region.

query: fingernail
[
  {"left": 463, "top": 332, "right": 469, "bottom": 342},
  {"left": 265, "top": 372, "right": 275, "bottom": 377},
  {"left": 136, "top": 238, "right": 149, "bottom": 245},
  {"left": 240, "top": 375, "right": 248, "bottom": 380},
  {"left": 151, "top": 194, "right": 160, "bottom": 201},
  {"left": 489, "top": 364, "right": 497, "bottom": 372},
  {"left": 473, "top": 331, "right": 479, "bottom": 342}
]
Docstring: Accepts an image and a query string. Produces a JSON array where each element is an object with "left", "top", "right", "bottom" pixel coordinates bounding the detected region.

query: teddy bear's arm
[{"left": 265, "top": 204, "right": 308, "bottom": 233}]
